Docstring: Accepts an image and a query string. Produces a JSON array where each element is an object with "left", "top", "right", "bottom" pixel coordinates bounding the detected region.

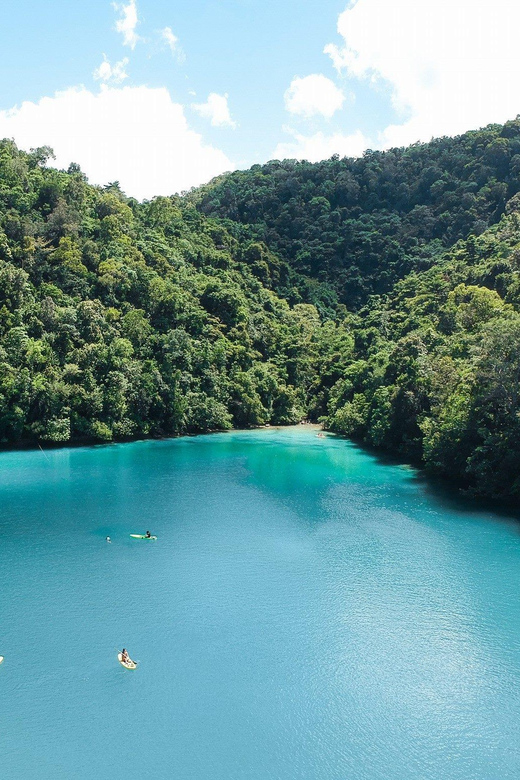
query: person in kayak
[{"left": 146, "top": 531, "right": 152, "bottom": 538}]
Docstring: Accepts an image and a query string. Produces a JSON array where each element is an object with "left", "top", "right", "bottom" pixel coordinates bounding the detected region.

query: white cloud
[
  {"left": 93, "top": 55, "right": 129, "bottom": 84},
  {"left": 284, "top": 74, "right": 345, "bottom": 119},
  {"left": 273, "top": 127, "right": 369, "bottom": 161},
  {"left": 323, "top": 43, "right": 348, "bottom": 75},
  {"left": 114, "top": 0, "right": 140, "bottom": 49},
  {"left": 325, "top": 0, "right": 520, "bottom": 148},
  {"left": 192, "top": 93, "right": 236, "bottom": 128},
  {"left": 161, "top": 26, "right": 183, "bottom": 60},
  {"left": 0, "top": 86, "right": 232, "bottom": 199}
]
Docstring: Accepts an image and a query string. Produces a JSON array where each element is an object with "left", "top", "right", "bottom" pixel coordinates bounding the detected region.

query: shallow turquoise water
[{"left": 0, "top": 427, "right": 519, "bottom": 779}]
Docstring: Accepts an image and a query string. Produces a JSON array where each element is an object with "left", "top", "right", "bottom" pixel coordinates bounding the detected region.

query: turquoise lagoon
[{"left": 0, "top": 427, "right": 519, "bottom": 779}]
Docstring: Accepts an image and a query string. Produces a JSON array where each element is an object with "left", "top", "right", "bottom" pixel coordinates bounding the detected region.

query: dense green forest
[
  {"left": 0, "top": 139, "right": 334, "bottom": 444},
  {"left": 196, "top": 120, "right": 520, "bottom": 311},
  {"left": 323, "top": 210, "right": 520, "bottom": 500},
  {"left": 196, "top": 119, "right": 520, "bottom": 500},
  {"left": 2, "top": 120, "right": 520, "bottom": 499}
]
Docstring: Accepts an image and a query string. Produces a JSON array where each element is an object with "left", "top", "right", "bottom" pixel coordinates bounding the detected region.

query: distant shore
[{"left": 0, "top": 420, "right": 324, "bottom": 454}]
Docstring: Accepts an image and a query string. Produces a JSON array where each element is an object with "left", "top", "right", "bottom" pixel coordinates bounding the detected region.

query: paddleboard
[
  {"left": 118, "top": 653, "right": 137, "bottom": 669},
  {"left": 130, "top": 534, "right": 157, "bottom": 540}
]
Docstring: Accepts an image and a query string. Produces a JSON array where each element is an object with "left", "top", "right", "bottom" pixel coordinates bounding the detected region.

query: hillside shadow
[{"left": 342, "top": 436, "right": 520, "bottom": 525}]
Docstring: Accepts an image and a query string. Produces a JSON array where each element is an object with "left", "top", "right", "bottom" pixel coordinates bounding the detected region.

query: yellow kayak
[{"left": 118, "top": 652, "right": 137, "bottom": 670}]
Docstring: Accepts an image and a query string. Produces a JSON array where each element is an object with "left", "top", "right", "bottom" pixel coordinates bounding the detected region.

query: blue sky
[{"left": 1, "top": 0, "right": 519, "bottom": 198}]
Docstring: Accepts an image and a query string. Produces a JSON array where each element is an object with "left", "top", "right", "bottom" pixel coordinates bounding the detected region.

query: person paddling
[
  {"left": 118, "top": 648, "right": 137, "bottom": 669},
  {"left": 145, "top": 530, "right": 152, "bottom": 538}
]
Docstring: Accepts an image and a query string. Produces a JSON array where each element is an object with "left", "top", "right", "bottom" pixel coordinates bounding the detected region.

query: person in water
[{"left": 106, "top": 536, "right": 111, "bottom": 543}]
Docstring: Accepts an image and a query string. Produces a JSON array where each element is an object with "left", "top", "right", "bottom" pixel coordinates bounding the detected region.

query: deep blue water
[{"left": 0, "top": 427, "right": 519, "bottom": 779}]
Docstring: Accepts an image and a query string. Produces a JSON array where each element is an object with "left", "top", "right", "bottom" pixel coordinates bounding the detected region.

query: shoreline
[
  {"left": 3, "top": 421, "right": 518, "bottom": 514},
  {"left": 0, "top": 420, "right": 323, "bottom": 454}
]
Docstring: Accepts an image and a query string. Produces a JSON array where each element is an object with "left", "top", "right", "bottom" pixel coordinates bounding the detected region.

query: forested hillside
[
  {"left": 0, "top": 140, "right": 340, "bottom": 444},
  {"left": 196, "top": 119, "right": 520, "bottom": 312},
  {"left": 2, "top": 121, "right": 520, "bottom": 500},
  {"left": 194, "top": 119, "right": 520, "bottom": 499},
  {"left": 323, "top": 207, "right": 520, "bottom": 499}
]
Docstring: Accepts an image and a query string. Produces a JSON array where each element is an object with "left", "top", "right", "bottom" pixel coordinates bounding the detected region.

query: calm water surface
[{"left": 0, "top": 427, "right": 519, "bottom": 779}]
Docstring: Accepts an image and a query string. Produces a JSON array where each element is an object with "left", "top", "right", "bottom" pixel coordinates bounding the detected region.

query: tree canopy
[
  {"left": 0, "top": 139, "right": 331, "bottom": 444},
  {"left": 195, "top": 119, "right": 520, "bottom": 312}
]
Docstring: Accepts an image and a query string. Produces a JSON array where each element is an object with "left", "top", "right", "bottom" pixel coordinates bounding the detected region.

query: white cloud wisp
[
  {"left": 0, "top": 86, "right": 232, "bottom": 199},
  {"left": 192, "top": 93, "right": 236, "bottom": 128},
  {"left": 284, "top": 74, "right": 345, "bottom": 119},
  {"left": 161, "top": 26, "right": 183, "bottom": 60},
  {"left": 93, "top": 55, "right": 129, "bottom": 84},
  {"left": 114, "top": 0, "right": 140, "bottom": 49}
]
